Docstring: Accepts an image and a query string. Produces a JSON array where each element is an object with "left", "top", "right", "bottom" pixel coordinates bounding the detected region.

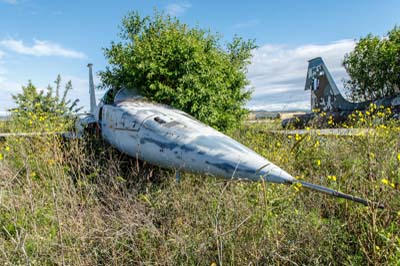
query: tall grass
[{"left": 0, "top": 108, "right": 399, "bottom": 265}]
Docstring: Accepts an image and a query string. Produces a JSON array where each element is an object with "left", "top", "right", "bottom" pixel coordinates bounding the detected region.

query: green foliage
[
  {"left": 343, "top": 26, "right": 400, "bottom": 101},
  {"left": 100, "top": 10, "right": 256, "bottom": 131},
  {"left": 11, "top": 75, "right": 81, "bottom": 131}
]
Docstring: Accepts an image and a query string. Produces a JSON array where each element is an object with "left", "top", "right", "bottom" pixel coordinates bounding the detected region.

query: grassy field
[{"left": 0, "top": 109, "right": 399, "bottom": 265}]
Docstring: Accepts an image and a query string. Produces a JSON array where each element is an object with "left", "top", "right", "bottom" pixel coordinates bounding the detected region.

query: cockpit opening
[
  {"left": 102, "top": 88, "right": 143, "bottom": 104},
  {"left": 114, "top": 88, "right": 143, "bottom": 102},
  {"left": 102, "top": 88, "right": 117, "bottom": 104}
]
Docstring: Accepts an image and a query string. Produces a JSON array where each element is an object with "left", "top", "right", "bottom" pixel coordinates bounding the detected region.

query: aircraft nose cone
[{"left": 259, "top": 164, "right": 295, "bottom": 184}]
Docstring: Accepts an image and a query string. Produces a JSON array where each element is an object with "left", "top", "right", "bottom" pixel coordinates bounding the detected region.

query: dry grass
[{"left": 0, "top": 112, "right": 399, "bottom": 265}]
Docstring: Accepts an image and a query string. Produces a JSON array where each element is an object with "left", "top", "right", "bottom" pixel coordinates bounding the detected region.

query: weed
[{"left": 0, "top": 111, "right": 399, "bottom": 265}]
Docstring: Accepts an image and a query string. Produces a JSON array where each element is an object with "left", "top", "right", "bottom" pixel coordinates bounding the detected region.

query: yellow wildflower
[
  {"left": 314, "top": 140, "right": 320, "bottom": 148},
  {"left": 381, "top": 178, "right": 389, "bottom": 185},
  {"left": 316, "top": 159, "right": 321, "bottom": 167},
  {"left": 0, "top": 153, "right": 3, "bottom": 160},
  {"left": 327, "top": 175, "right": 337, "bottom": 181},
  {"left": 4, "top": 146, "right": 10, "bottom": 152},
  {"left": 397, "top": 153, "right": 400, "bottom": 162},
  {"left": 293, "top": 182, "right": 302, "bottom": 192}
]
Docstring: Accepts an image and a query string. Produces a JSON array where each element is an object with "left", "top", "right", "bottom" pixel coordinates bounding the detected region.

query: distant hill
[
  {"left": 248, "top": 109, "right": 308, "bottom": 120},
  {"left": 0, "top": 115, "right": 10, "bottom": 121}
]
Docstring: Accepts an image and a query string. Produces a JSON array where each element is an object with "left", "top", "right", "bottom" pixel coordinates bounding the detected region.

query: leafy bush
[
  {"left": 100, "top": 11, "right": 256, "bottom": 131},
  {"left": 343, "top": 26, "right": 400, "bottom": 101},
  {"left": 11, "top": 75, "right": 81, "bottom": 131}
]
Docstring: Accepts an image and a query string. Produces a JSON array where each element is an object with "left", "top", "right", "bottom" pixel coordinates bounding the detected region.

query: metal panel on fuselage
[
  {"left": 101, "top": 104, "right": 141, "bottom": 155},
  {"left": 101, "top": 105, "right": 117, "bottom": 147},
  {"left": 116, "top": 100, "right": 274, "bottom": 180},
  {"left": 98, "top": 99, "right": 292, "bottom": 182}
]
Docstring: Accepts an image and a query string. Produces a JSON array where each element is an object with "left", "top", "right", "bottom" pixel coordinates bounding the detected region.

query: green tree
[
  {"left": 12, "top": 75, "right": 81, "bottom": 131},
  {"left": 343, "top": 26, "right": 400, "bottom": 101},
  {"left": 99, "top": 11, "right": 256, "bottom": 131}
]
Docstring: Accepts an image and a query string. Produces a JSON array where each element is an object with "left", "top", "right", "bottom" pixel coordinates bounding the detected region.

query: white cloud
[
  {"left": 0, "top": 39, "right": 86, "bottom": 59},
  {"left": 165, "top": 2, "right": 191, "bottom": 16},
  {"left": 247, "top": 39, "right": 355, "bottom": 111}
]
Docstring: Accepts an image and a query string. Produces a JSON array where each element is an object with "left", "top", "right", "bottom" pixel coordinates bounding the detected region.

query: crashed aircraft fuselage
[{"left": 97, "top": 89, "right": 294, "bottom": 184}]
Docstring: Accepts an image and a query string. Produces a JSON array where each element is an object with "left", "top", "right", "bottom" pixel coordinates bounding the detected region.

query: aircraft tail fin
[
  {"left": 88, "top": 63, "right": 97, "bottom": 114},
  {"left": 305, "top": 57, "right": 348, "bottom": 112}
]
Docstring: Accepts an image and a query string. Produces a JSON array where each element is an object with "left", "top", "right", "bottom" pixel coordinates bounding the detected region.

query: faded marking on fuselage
[
  {"left": 163, "top": 121, "right": 183, "bottom": 128},
  {"left": 205, "top": 160, "right": 255, "bottom": 175},
  {"left": 140, "top": 136, "right": 196, "bottom": 154},
  {"left": 113, "top": 127, "right": 140, "bottom": 132},
  {"left": 140, "top": 137, "right": 179, "bottom": 151},
  {"left": 181, "top": 145, "right": 196, "bottom": 152}
]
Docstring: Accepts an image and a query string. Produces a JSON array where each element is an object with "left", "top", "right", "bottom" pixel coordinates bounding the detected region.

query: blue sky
[{"left": 0, "top": 0, "right": 399, "bottom": 114}]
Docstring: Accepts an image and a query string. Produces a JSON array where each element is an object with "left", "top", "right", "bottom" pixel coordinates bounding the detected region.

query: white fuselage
[{"left": 98, "top": 98, "right": 294, "bottom": 184}]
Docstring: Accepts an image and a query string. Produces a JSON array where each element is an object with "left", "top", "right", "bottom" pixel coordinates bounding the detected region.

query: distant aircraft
[
  {"left": 282, "top": 57, "right": 400, "bottom": 128},
  {"left": 0, "top": 63, "right": 383, "bottom": 208}
]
